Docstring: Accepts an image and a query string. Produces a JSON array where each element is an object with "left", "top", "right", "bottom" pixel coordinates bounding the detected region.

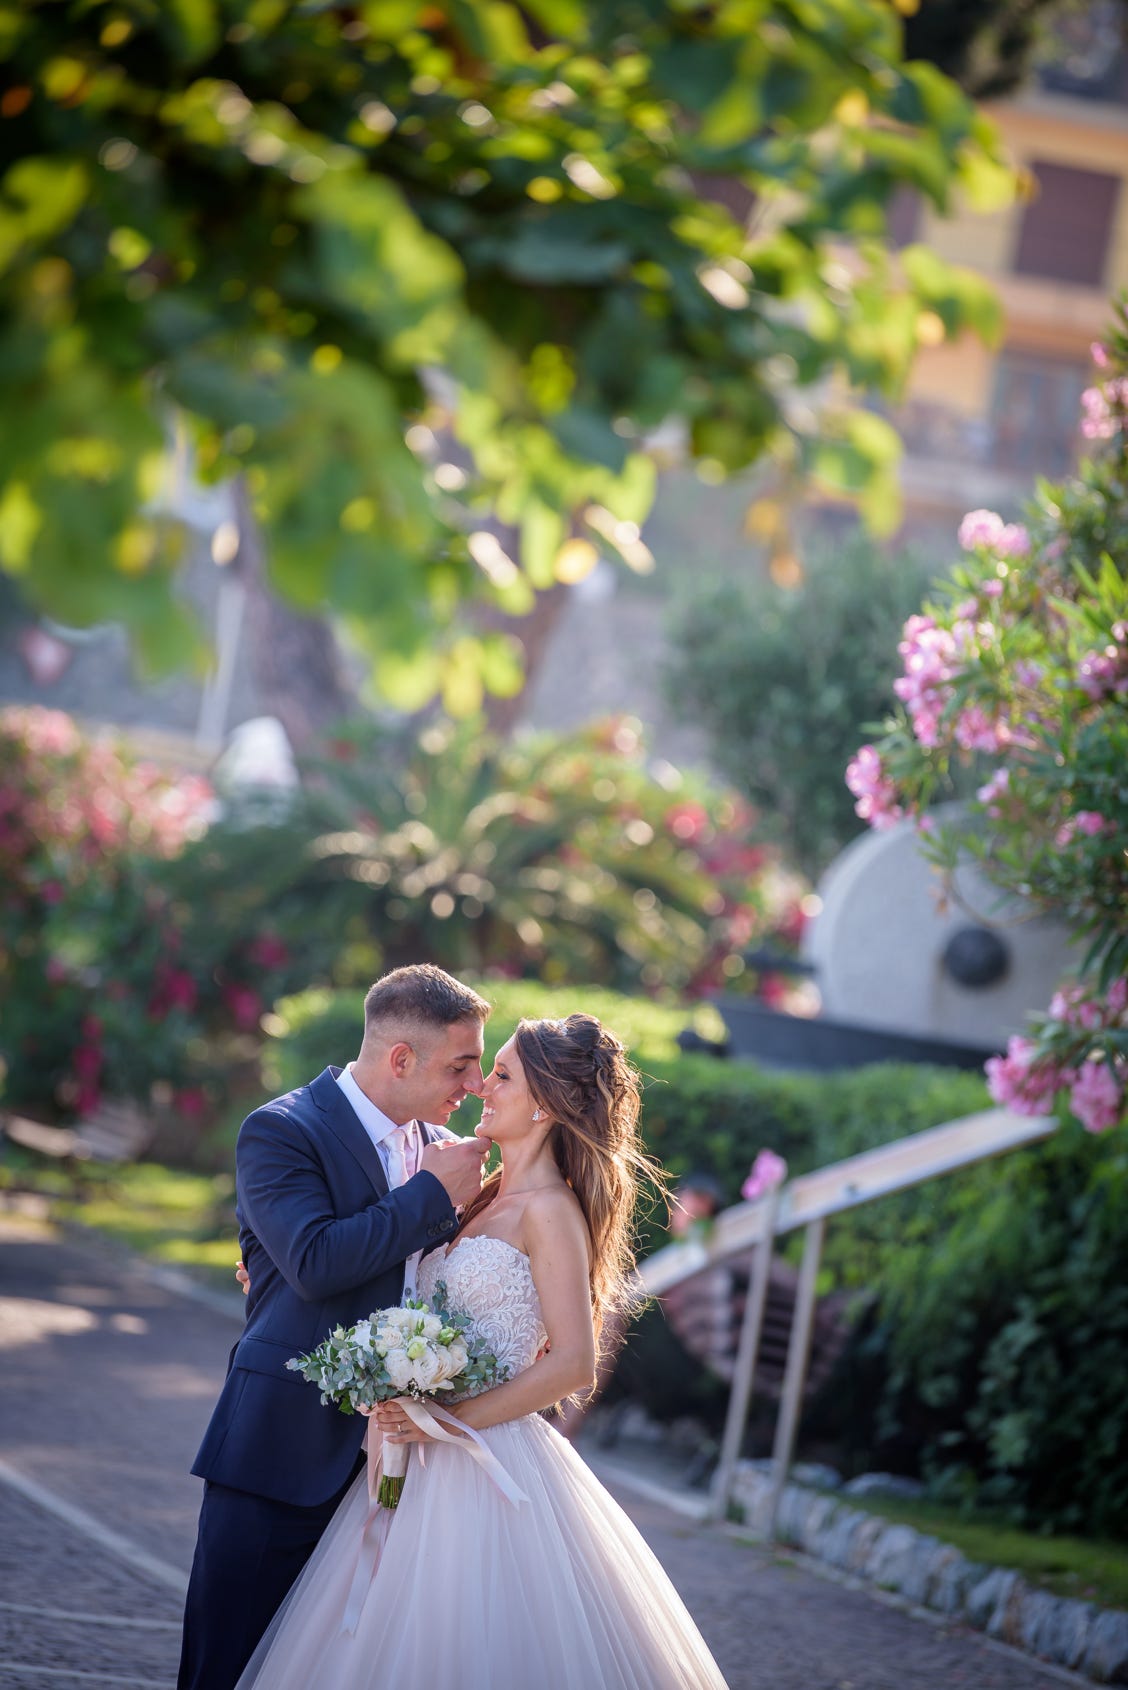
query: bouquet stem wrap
[{"left": 341, "top": 1399, "right": 528, "bottom": 1635}]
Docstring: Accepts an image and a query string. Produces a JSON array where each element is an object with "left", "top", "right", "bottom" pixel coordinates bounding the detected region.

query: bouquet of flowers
[{"left": 287, "top": 1283, "right": 507, "bottom": 1506}]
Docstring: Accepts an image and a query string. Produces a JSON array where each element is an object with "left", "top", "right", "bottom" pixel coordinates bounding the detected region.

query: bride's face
[{"left": 475, "top": 1036, "right": 541, "bottom": 1146}]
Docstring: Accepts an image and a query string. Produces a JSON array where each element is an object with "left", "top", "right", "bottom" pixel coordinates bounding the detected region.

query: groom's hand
[{"left": 419, "top": 1137, "right": 488, "bottom": 1209}]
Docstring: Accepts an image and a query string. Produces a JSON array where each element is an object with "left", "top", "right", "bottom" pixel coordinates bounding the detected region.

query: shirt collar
[{"left": 335, "top": 1063, "right": 410, "bottom": 1146}]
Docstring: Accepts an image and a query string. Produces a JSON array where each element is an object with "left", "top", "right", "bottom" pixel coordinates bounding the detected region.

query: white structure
[{"left": 805, "top": 808, "right": 1075, "bottom": 1051}]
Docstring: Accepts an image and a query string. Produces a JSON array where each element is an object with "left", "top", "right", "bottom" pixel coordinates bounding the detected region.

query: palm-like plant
[{"left": 284, "top": 716, "right": 784, "bottom": 993}]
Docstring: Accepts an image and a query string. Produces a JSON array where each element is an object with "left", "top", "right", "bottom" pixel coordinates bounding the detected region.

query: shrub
[
  {"left": 848, "top": 305, "right": 1128, "bottom": 1133},
  {"left": 289, "top": 715, "right": 806, "bottom": 997},
  {"left": 663, "top": 534, "right": 933, "bottom": 878},
  {"left": 0, "top": 707, "right": 313, "bottom": 1131},
  {"left": 837, "top": 1123, "right": 1128, "bottom": 1537}
]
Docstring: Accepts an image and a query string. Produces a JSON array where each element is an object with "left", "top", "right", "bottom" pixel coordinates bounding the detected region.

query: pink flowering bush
[
  {"left": 846, "top": 306, "right": 1128, "bottom": 1135},
  {"left": 0, "top": 708, "right": 303, "bottom": 1136}
]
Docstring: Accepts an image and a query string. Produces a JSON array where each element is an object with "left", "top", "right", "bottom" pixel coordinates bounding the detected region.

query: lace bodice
[{"left": 417, "top": 1234, "right": 547, "bottom": 1387}]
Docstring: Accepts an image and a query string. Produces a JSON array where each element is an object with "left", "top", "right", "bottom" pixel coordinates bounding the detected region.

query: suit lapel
[{"left": 311, "top": 1068, "right": 389, "bottom": 1198}]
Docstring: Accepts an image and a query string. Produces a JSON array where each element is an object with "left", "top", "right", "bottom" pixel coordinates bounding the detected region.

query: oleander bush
[{"left": 848, "top": 304, "right": 1128, "bottom": 1136}]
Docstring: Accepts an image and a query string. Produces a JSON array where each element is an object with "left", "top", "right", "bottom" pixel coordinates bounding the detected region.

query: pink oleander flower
[
  {"left": 956, "top": 510, "right": 1029, "bottom": 558},
  {"left": 1108, "top": 978, "right": 1128, "bottom": 1019},
  {"left": 983, "top": 578, "right": 1004, "bottom": 599},
  {"left": 845, "top": 745, "right": 904, "bottom": 830},
  {"left": 954, "top": 704, "right": 1008, "bottom": 753},
  {"left": 1077, "top": 645, "right": 1128, "bottom": 701},
  {"left": 1075, "top": 811, "right": 1109, "bottom": 837},
  {"left": 742, "top": 1148, "right": 788, "bottom": 1202},
  {"left": 1092, "top": 341, "right": 1110, "bottom": 369},
  {"left": 1081, "top": 378, "right": 1128, "bottom": 440},
  {"left": 986, "top": 1035, "right": 1064, "bottom": 1116},
  {"left": 995, "top": 523, "right": 1030, "bottom": 559},
  {"left": 976, "top": 769, "right": 1010, "bottom": 814},
  {"left": 958, "top": 509, "right": 1004, "bottom": 551},
  {"left": 894, "top": 618, "right": 959, "bottom": 748},
  {"left": 1048, "top": 985, "right": 1102, "bottom": 1030},
  {"left": 1069, "top": 1061, "right": 1124, "bottom": 1134}
]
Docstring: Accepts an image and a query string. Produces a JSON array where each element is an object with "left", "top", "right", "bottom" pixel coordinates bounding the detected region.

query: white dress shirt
[{"left": 335, "top": 1064, "right": 424, "bottom": 1298}]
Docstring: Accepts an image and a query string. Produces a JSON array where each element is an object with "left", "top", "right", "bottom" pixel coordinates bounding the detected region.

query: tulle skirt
[{"left": 236, "top": 1413, "right": 728, "bottom": 1690}]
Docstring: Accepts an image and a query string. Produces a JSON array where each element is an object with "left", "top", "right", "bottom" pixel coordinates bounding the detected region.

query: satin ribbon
[{"left": 339, "top": 1399, "right": 528, "bottom": 1635}]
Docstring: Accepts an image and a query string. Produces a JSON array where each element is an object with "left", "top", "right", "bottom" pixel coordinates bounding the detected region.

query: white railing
[{"left": 637, "top": 1106, "right": 1057, "bottom": 1534}]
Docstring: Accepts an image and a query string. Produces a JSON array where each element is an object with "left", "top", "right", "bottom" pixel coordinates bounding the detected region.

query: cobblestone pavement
[{"left": 0, "top": 1212, "right": 1075, "bottom": 1690}]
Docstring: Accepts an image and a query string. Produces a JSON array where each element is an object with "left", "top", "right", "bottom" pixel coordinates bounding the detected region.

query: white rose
[
  {"left": 352, "top": 1321, "right": 372, "bottom": 1351},
  {"left": 421, "top": 1314, "right": 443, "bottom": 1340},
  {"left": 385, "top": 1352, "right": 413, "bottom": 1390},
  {"left": 409, "top": 1350, "right": 441, "bottom": 1391},
  {"left": 376, "top": 1324, "right": 401, "bottom": 1351},
  {"left": 445, "top": 1340, "right": 469, "bottom": 1375}
]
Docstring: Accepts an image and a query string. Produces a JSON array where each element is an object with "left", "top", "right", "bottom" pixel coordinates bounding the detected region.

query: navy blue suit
[{"left": 178, "top": 1067, "right": 459, "bottom": 1690}]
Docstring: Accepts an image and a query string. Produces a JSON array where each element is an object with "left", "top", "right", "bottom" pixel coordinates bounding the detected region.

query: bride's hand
[{"left": 372, "top": 1400, "right": 456, "bottom": 1445}]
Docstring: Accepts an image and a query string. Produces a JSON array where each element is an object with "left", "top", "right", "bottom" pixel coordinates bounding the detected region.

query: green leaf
[{"left": 0, "top": 158, "right": 88, "bottom": 274}]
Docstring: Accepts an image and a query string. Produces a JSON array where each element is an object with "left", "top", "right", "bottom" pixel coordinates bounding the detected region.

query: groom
[{"left": 178, "top": 964, "right": 491, "bottom": 1690}]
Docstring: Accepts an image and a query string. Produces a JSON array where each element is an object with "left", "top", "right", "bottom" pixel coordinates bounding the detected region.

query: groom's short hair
[{"left": 363, "top": 965, "right": 490, "bottom": 1046}]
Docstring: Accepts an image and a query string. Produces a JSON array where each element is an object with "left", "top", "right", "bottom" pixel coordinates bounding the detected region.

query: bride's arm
[{"left": 455, "top": 1189, "right": 596, "bottom": 1433}]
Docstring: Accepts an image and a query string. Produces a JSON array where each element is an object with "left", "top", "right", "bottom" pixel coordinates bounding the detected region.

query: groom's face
[{"left": 409, "top": 1017, "right": 486, "bottom": 1125}]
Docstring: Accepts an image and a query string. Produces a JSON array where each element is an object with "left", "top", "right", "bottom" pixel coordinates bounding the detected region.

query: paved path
[{"left": 0, "top": 1211, "right": 1076, "bottom": 1690}]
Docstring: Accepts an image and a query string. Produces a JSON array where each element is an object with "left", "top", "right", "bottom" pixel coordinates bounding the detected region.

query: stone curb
[{"left": 732, "top": 1464, "right": 1128, "bottom": 1684}]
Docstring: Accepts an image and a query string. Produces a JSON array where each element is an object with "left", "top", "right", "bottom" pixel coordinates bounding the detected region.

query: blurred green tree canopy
[{"left": 0, "top": 0, "right": 1009, "bottom": 705}]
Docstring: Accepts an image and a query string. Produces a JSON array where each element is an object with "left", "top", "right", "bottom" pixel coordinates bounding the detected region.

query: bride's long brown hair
[{"left": 455, "top": 1014, "right": 664, "bottom": 1351}]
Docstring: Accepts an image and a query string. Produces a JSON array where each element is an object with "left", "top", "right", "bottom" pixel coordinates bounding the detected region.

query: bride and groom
[{"left": 179, "top": 964, "right": 728, "bottom": 1690}]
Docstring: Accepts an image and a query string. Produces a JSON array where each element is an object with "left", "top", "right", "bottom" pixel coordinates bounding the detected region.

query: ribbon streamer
[{"left": 340, "top": 1399, "right": 528, "bottom": 1634}]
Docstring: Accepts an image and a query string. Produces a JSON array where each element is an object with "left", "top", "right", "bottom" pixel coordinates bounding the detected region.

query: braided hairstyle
[{"left": 457, "top": 1014, "right": 662, "bottom": 1346}]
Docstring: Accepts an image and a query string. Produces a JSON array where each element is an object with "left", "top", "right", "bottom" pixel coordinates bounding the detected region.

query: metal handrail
[{"left": 637, "top": 1105, "right": 1057, "bottom": 1532}]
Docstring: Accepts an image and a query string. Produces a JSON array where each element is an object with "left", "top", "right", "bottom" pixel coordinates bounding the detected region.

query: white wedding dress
[{"left": 236, "top": 1234, "right": 729, "bottom": 1690}]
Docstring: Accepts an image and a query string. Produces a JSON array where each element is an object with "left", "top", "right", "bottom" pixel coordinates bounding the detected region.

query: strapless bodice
[{"left": 417, "top": 1234, "right": 547, "bottom": 1386}]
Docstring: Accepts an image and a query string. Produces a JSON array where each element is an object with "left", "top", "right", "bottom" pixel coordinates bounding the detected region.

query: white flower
[
  {"left": 408, "top": 1350, "right": 441, "bottom": 1391},
  {"left": 352, "top": 1320, "right": 373, "bottom": 1351},
  {"left": 406, "top": 1337, "right": 427, "bottom": 1361},
  {"left": 385, "top": 1351, "right": 413, "bottom": 1390},
  {"left": 446, "top": 1339, "right": 469, "bottom": 1374}
]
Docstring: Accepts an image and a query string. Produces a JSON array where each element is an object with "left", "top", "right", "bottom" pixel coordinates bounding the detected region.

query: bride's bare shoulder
[{"left": 520, "top": 1184, "right": 590, "bottom": 1257}]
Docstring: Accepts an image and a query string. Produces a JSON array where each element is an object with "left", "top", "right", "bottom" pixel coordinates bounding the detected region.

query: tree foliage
[
  {"left": 0, "top": 0, "right": 1008, "bottom": 704},
  {"left": 664, "top": 535, "right": 933, "bottom": 878}
]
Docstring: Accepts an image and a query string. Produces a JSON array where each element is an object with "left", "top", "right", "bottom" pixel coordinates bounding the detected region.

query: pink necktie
[{"left": 385, "top": 1124, "right": 418, "bottom": 1188}]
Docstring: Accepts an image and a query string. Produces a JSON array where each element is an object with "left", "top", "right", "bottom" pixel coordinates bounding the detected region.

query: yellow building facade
[{"left": 895, "top": 58, "right": 1128, "bottom": 535}]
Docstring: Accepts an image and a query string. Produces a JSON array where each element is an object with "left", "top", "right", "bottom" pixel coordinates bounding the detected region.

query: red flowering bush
[
  {"left": 847, "top": 306, "right": 1128, "bottom": 1134},
  {"left": 0, "top": 707, "right": 300, "bottom": 1131}
]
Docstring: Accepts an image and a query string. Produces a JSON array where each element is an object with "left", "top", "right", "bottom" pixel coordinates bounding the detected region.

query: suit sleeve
[{"left": 236, "top": 1107, "right": 456, "bottom": 1301}]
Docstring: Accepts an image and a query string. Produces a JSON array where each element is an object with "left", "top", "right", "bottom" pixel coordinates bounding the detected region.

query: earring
[{"left": 532, "top": 1109, "right": 542, "bottom": 1121}]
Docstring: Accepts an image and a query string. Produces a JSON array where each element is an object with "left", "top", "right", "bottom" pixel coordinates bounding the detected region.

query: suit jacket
[{"left": 191, "top": 1067, "right": 460, "bottom": 1507}]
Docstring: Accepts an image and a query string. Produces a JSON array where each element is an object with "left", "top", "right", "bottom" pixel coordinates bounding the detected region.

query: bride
[{"left": 236, "top": 1013, "right": 729, "bottom": 1689}]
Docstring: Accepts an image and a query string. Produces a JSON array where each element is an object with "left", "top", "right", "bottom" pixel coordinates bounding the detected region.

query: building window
[
  {"left": 1013, "top": 161, "right": 1119, "bottom": 287},
  {"left": 990, "top": 349, "right": 1088, "bottom": 474}
]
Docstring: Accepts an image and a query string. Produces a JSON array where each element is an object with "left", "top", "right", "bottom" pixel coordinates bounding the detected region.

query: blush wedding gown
[{"left": 236, "top": 1234, "right": 729, "bottom": 1690}]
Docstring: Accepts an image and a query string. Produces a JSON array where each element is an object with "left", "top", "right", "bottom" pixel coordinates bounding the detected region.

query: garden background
[{"left": 2, "top": 0, "right": 1127, "bottom": 1615}]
